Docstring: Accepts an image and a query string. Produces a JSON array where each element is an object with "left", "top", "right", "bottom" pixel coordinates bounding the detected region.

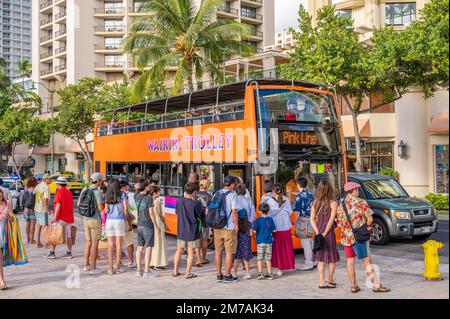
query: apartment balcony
[
  {"left": 129, "top": 5, "right": 151, "bottom": 16},
  {"left": 94, "top": 44, "right": 123, "bottom": 54},
  {"left": 54, "top": 0, "right": 66, "bottom": 6},
  {"left": 248, "top": 30, "right": 263, "bottom": 40},
  {"left": 54, "top": 10, "right": 66, "bottom": 22},
  {"left": 40, "top": 17, "right": 53, "bottom": 29},
  {"left": 40, "top": 0, "right": 53, "bottom": 13},
  {"left": 94, "top": 62, "right": 126, "bottom": 72},
  {"left": 40, "top": 34, "right": 53, "bottom": 46},
  {"left": 54, "top": 46, "right": 66, "bottom": 56},
  {"left": 241, "top": 12, "right": 263, "bottom": 24},
  {"left": 94, "top": 7, "right": 125, "bottom": 17},
  {"left": 241, "top": 0, "right": 263, "bottom": 8},
  {"left": 218, "top": 7, "right": 239, "bottom": 19},
  {"left": 40, "top": 51, "right": 53, "bottom": 62},
  {"left": 94, "top": 26, "right": 125, "bottom": 36},
  {"left": 54, "top": 63, "right": 67, "bottom": 73},
  {"left": 54, "top": 28, "right": 67, "bottom": 39},
  {"left": 40, "top": 68, "right": 53, "bottom": 77}
]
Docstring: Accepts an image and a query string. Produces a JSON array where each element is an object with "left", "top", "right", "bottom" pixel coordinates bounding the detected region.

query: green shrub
[
  {"left": 378, "top": 167, "right": 399, "bottom": 180},
  {"left": 425, "top": 193, "right": 449, "bottom": 209}
]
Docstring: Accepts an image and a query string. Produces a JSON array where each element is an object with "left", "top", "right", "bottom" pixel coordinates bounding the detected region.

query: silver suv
[{"left": 1, "top": 177, "right": 25, "bottom": 214}]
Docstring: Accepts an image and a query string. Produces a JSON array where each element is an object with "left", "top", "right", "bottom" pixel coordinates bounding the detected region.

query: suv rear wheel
[{"left": 371, "top": 218, "right": 390, "bottom": 246}]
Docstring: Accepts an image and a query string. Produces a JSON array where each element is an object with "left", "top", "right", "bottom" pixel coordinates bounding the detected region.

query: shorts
[
  {"left": 35, "top": 211, "right": 48, "bottom": 226},
  {"left": 257, "top": 243, "right": 272, "bottom": 261},
  {"left": 23, "top": 209, "right": 36, "bottom": 222},
  {"left": 177, "top": 239, "right": 200, "bottom": 249},
  {"left": 137, "top": 226, "right": 154, "bottom": 248},
  {"left": 55, "top": 221, "right": 72, "bottom": 239},
  {"left": 201, "top": 227, "right": 211, "bottom": 240},
  {"left": 214, "top": 229, "right": 237, "bottom": 255},
  {"left": 344, "top": 241, "right": 370, "bottom": 260},
  {"left": 105, "top": 219, "right": 126, "bottom": 237},
  {"left": 84, "top": 219, "right": 102, "bottom": 241}
]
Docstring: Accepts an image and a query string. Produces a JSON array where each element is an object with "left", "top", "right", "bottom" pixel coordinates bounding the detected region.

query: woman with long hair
[
  {"left": 261, "top": 180, "right": 295, "bottom": 276},
  {"left": 0, "top": 189, "right": 9, "bottom": 290},
  {"left": 149, "top": 185, "right": 168, "bottom": 270},
  {"left": 310, "top": 180, "right": 340, "bottom": 289},
  {"left": 104, "top": 179, "right": 128, "bottom": 275}
]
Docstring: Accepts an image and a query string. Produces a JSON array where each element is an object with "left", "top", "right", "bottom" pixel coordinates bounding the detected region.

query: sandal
[
  {"left": 195, "top": 263, "right": 202, "bottom": 268},
  {"left": 319, "top": 284, "right": 336, "bottom": 289},
  {"left": 351, "top": 286, "right": 361, "bottom": 293},
  {"left": 185, "top": 274, "right": 198, "bottom": 279},
  {"left": 172, "top": 272, "right": 180, "bottom": 277},
  {"left": 0, "top": 284, "right": 7, "bottom": 291},
  {"left": 373, "top": 284, "right": 391, "bottom": 293},
  {"left": 328, "top": 281, "right": 337, "bottom": 287},
  {"left": 201, "top": 260, "right": 210, "bottom": 265}
]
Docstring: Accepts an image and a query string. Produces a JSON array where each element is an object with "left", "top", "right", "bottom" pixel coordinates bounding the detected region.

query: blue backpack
[{"left": 205, "top": 191, "right": 232, "bottom": 229}]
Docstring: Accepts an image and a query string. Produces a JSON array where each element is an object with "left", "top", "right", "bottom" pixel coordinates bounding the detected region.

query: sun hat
[
  {"left": 344, "top": 182, "right": 361, "bottom": 193},
  {"left": 55, "top": 176, "right": 68, "bottom": 185},
  {"left": 90, "top": 173, "right": 103, "bottom": 182},
  {"left": 42, "top": 173, "right": 51, "bottom": 180}
]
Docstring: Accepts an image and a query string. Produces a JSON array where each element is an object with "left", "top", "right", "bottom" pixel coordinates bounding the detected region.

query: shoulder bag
[{"left": 341, "top": 199, "right": 371, "bottom": 243}]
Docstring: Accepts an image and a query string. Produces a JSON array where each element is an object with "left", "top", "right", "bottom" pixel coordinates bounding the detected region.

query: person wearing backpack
[
  {"left": 336, "top": 182, "right": 390, "bottom": 293},
  {"left": 194, "top": 179, "right": 213, "bottom": 265},
  {"left": 232, "top": 183, "right": 256, "bottom": 280},
  {"left": 77, "top": 173, "right": 105, "bottom": 275},
  {"left": 211, "top": 176, "right": 239, "bottom": 283},
  {"left": 23, "top": 177, "right": 38, "bottom": 244}
]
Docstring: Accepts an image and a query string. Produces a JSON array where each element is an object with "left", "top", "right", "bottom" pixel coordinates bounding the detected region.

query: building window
[
  {"left": 105, "top": 55, "right": 125, "bottom": 67},
  {"left": 435, "top": 145, "right": 449, "bottom": 194},
  {"left": 104, "top": 20, "right": 124, "bottom": 32},
  {"left": 346, "top": 141, "right": 394, "bottom": 173},
  {"left": 104, "top": 37, "right": 122, "bottom": 49},
  {"left": 241, "top": 6, "right": 256, "bottom": 19},
  {"left": 335, "top": 9, "right": 352, "bottom": 19},
  {"left": 385, "top": 3, "right": 417, "bottom": 26}
]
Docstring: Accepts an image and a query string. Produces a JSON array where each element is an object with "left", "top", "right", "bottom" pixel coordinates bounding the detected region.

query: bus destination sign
[{"left": 280, "top": 130, "right": 318, "bottom": 146}]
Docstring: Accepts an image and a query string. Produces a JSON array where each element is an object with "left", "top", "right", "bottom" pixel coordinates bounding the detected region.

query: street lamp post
[{"left": 34, "top": 81, "right": 56, "bottom": 174}]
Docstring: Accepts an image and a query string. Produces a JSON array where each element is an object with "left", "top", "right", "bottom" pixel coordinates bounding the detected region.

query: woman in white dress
[
  {"left": 149, "top": 186, "right": 168, "bottom": 269},
  {"left": 0, "top": 188, "right": 9, "bottom": 290}
]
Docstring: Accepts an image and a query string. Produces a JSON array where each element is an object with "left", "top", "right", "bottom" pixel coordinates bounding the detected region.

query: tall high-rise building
[
  {"left": 0, "top": 0, "right": 32, "bottom": 78},
  {"left": 31, "top": 0, "right": 275, "bottom": 175}
]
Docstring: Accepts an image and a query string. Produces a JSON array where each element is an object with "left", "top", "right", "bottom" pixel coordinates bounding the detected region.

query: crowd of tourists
[{"left": 0, "top": 172, "right": 390, "bottom": 293}]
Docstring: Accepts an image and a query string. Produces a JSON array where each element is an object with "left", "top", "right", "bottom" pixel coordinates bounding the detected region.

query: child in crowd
[{"left": 252, "top": 203, "right": 276, "bottom": 280}]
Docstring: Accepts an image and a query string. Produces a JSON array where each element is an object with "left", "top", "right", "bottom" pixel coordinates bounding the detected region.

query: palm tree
[
  {"left": 15, "top": 59, "right": 32, "bottom": 88},
  {"left": 124, "top": 0, "right": 253, "bottom": 97},
  {"left": 0, "top": 57, "right": 10, "bottom": 94}
]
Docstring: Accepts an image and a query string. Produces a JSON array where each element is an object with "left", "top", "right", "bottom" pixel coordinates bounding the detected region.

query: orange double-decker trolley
[{"left": 94, "top": 79, "right": 346, "bottom": 250}]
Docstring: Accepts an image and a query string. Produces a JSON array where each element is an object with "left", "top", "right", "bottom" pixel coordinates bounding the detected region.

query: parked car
[
  {"left": 48, "top": 174, "right": 84, "bottom": 197},
  {"left": 1, "top": 176, "right": 25, "bottom": 214},
  {"left": 348, "top": 173, "right": 439, "bottom": 245}
]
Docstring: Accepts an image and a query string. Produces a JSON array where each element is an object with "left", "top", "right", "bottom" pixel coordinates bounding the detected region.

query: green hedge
[{"left": 425, "top": 193, "right": 449, "bottom": 209}]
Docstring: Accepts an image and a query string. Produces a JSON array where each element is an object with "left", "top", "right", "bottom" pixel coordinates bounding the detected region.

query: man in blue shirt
[{"left": 293, "top": 177, "right": 316, "bottom": 271}]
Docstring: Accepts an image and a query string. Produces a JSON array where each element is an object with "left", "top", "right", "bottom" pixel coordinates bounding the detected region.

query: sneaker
[
  {"left": 276, "top": 269, "right": 283, "bottom": 276},
  {"left": 127, "top": 263, "right": 137, "bottom": 269},
  {"left": 298, "top": 265, "right": 314, "bottom": 271},
  {"left": 216, "top": 274, "right": 224, "bottom": 282},
  {"left": 62, "top": 251, "right": 73, "bottom": 259},
  {"left": 256, "top": 273, "right": 265, "bottom": 280},
  {"left": 143, "top": 271, "right": 158, "bottom": 278},
  {"left": 116, "top": 268, "right": 125, "bottom": 274},
  {"left": 243, "top": 272, "right": 252, "bottom": 280},
  {"left": 83, "top": 266, "right": 90, "bottom": 272},
  {"left": 136, "top": 271, "right": 143, "bottom": 277},
  {"left": 89, "top": 269, "right": 97, "bottom": 276},
  {"left": 107, "top": 269, "right": 115, "bottom": 275},
  {"left": 44, "top": 251, "right": 56, "bottom": 259},
  {"left": 266, "top": 273, "right": 274, "bottom": 280},
  {"left": 222, "top": 274, "right": 239, "bottom": 283}
]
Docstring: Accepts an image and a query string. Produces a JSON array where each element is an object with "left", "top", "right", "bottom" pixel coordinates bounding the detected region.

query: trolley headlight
[{"left": 393, "top": 210, "right": 411, "bottom": 220}]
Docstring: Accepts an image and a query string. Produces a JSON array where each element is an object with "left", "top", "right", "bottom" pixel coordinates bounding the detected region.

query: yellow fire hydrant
[{"left": 422, "top": 240, "right": 444, "bottom": 280}]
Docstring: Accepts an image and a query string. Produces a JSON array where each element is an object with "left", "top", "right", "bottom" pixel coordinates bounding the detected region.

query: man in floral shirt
[
  {"left": 336, "top": 182, "right": 390, "bottom": 293},
  {"left": 293, "top": 177, "right": 316, "bottom": 271}
]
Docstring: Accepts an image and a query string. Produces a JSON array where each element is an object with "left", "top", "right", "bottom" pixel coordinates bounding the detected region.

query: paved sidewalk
[{"left": 2, "top": 215, "right": 448, "bottom": 299}]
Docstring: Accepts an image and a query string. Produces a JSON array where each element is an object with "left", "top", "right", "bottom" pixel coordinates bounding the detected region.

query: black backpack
[
  {"left": 22, "top": 191, "right": 35, "bottom": 210},
  {"left": 78, "top": 187, "right": 96, "bottom": 218},
  {"left": 205, "top": 191, "right": 232, "bottom": 229}
]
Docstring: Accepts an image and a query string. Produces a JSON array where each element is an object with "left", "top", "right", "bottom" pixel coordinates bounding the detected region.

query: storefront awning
[
  {"left": 33, "top": 146, "right": 52, "bottom": 155},
  {"left": 64, "top": 140, "right": 93, "bottom": 153},
  {"left": 341, "top": 119, "right": 370, "bottom": 138},
  {"left": 428, "top": 112, "right": 449, "bottom": 134}
]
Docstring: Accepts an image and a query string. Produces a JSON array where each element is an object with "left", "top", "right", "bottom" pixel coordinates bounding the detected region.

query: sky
[{"left": 275, "top": 0, "right": 308, "bottom": 32}]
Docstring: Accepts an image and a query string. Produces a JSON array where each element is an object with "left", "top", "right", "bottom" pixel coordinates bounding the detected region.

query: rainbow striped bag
[{"left": 2, "top": 214, "right": 28, "bottom": 267}]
